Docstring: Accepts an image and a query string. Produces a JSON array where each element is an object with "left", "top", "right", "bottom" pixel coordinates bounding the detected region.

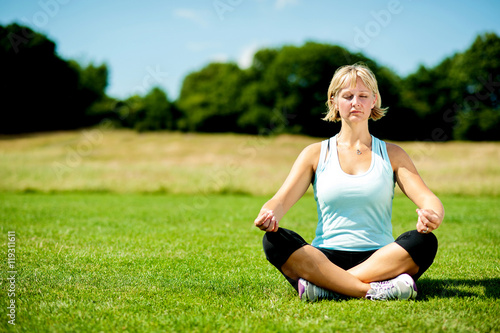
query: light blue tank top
[{"left": 311, "top": 134, "right": 395, "bottom": 251}]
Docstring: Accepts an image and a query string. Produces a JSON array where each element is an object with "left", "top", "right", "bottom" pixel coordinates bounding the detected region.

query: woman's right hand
[
  {"left": 253, "top": 143, "right": 320, "bottom": 234},
  {"left": 254, "top": 209, "right": 279, "bottom": 232}
]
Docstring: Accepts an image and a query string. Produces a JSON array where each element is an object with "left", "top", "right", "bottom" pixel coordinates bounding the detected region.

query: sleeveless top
[{"left": 311, "top": 134, "right": 395, "bottom": 251}]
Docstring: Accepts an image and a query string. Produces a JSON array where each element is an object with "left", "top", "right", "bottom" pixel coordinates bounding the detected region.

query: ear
[
  {"left": 371, "top": 94, "right": 377, "bottom": 109},
  {"left": 330, "top": 96, "right": 337, "bottom": 110}
]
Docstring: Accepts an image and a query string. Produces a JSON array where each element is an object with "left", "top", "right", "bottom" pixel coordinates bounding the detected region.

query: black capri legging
[{"left": 263, "top": 228, "right": 438, "bottom": 290}]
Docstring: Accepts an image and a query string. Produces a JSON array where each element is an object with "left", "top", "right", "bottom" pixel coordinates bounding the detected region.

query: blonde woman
[{"left": 254, "top": 63, "right": 444, "bottom": 301}]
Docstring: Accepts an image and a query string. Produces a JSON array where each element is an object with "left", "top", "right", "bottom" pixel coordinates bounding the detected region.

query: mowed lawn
[
  {"left": 1, "top": 193, "right": 499, "bottom": 332},
  {"left": 0, "top": 131, "right": 499, "bottom": 332}
]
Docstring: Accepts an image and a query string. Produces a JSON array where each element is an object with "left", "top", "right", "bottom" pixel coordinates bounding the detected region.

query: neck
[{"left": 337, "top": 123, "right": 371, "bottom": 147}]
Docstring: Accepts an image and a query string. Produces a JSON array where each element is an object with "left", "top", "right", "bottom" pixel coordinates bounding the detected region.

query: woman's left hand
[
  {"left": 254, "top": 209, "right": 279, "bottom": 232},
  {"left": 416, "top": 208, "right": 442, "bottom": 234}
]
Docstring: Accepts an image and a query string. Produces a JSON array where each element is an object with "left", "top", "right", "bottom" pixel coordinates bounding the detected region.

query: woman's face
[{"left": 335, "top": 76, "right": 377, "bottom": 123}]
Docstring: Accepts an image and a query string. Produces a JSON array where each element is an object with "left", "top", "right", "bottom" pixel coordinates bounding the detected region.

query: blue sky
[{"left": 2, "top": 0, "right": 500, "bottom": 100}]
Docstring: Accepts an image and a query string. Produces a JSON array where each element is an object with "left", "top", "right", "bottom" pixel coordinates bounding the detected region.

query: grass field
[
  {"left": 1, "top": 193, "right": 499, "bottom": 332},
  {"left": 1, "top": 130, "right": 499, "bottom": 332},
  {"left": 1, "top": 130, "right": 499, "bottom": 196}
]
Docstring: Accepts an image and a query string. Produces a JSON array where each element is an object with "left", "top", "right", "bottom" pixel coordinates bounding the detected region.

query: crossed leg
[{"left": 280, "top": 242, "right": 419, "bottom": 298}]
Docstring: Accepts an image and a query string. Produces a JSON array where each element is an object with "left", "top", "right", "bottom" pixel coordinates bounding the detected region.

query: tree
[
  {"left": 136, "top": 87, "right": 175, "bottom": 131},
  {"left": 237, "top": 48, "right": 279, "bottom": 134},
  {"left": 242, "top": 42, "right": 408, "bottom": 139},
  {"left": 0, "top": 24, "right": 108, "bottom": 133},
  {"left": 69, "top": 60, "right": 110, "bottom": 125},
  {"left": 177, "top": 62, "right": 248, "bottom": 132},
  {"left": 120, "top": 87, "right": 176, "bottom": 131},
  {"left": 450, "top": 33, "right": 500, "bottom": 140},
  {"left": 175, "top": 42, "right": 411, "bottom": 138},
  {"left": 260, "top": 42, "right": 358, "bottom": 137},
  {"left": 401, "top": 59, "right": 457, "bottom": 141},
  {"left": 401, "top": 32, "right": 500, "bottom": 141}
]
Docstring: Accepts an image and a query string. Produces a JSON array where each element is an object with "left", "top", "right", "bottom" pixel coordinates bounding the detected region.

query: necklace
[{"left": 337, "top": 132, "right": 370, "bottom": 155}]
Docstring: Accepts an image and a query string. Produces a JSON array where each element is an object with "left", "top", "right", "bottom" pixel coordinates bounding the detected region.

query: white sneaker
[
  {"left": 365, "top": 274, "right": 417, "bottom": 301},
  {"left": 298, "top": 278, "right": 341, "bottom": 302}
]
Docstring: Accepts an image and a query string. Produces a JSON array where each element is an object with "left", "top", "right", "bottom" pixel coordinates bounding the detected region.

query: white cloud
[
  {"left": 173, "top": 8, "right": 209, "bottom": 28},
  {"left": 275, "top": 0, "right": 298, "bottom": 10},
  {"left": 237, "top": 43, "right": 261, "bottom": 69}
]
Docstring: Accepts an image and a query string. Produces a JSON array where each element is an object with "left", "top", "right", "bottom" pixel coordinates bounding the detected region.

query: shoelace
[{"left": 368, "top": 281, "right": 397, "bottom": 300}]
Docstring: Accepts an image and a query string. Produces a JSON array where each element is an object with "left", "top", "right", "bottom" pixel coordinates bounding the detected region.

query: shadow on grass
[{"left": 417, "top": 278, "right": 500, "bottom": 300}]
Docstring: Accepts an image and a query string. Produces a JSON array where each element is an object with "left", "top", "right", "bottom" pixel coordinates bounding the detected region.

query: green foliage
[
  {"left": 127, "top": 87, "right": 176, "bottom": 132},
  {"left": 177, "top": 62, "right": 248, "bottom": 132},
  {"left": 454, "top": 107, "right": 500, "bottom": 140},
  {"left": 237, "top": 48, "right": 279, "bottom": 134},
  {"left": 176, "top": 34, "right": 500, "bottom": 140},
  {"left": 0, "top": 24, "right": 80, "bottom": 133},
  {"left": 450, "top": 33, "right": 500, "bottom": 140},
  {"left": 0, "top": 192, "right": 498, "bottom": 332},
  {"left": 255, "top": 42, "right": 359, "bottom": 137},
  {"left": 176, "top": 42, "right": 412, "bottom": 138},
  {"left": 402, "top": 33, "right": 500, "bottom": 141},
  {"left": 2, "top": 22, "right": 499, "bottom": 140},
  {"left": 0, "top": 24, "right": 111, "bottom": 133},
  {"left": 69, "top": 60, "right": 108, "bottom": 100},
  {"left": 68, "top": 60, "right": 112, "bottom": 125}
]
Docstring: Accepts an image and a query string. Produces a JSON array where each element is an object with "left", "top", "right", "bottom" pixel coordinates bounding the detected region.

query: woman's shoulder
[
  {"left": 385, "top": 142, "right": 409, "bottom": 156},
  {"left": 296, "top": 142, "right": 323, "bottom": 170},
  {"left": 299, "top": 142, "right": 322, "bottom": 161},
  {"left": 303, "top": 141, "right": 323, "bottom": 153},
  {"left": 385, "top": 142, "right": 405, "bottom": 154},
  {"left": 385, "top": 142, "right": 413, "bottom": 168}
]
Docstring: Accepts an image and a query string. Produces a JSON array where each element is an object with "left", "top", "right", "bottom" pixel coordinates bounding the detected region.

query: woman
[{"left": 254, "top": 63, "right": 444, "bottom": 301}]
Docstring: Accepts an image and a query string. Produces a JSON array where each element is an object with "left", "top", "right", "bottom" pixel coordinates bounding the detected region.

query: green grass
[{"left": 1, "top": 192, "right": 499, "bottom": 332}]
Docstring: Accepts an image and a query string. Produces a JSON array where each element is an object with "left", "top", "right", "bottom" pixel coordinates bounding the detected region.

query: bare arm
[
  {"left": 388, "top": 143, "right": 444, "bottom": 233},
  {"left": 254, "top": 143, "right": 321, "bottom": 232}
]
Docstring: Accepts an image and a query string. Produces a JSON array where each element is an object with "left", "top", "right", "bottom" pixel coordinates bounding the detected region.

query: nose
[{"left": 352, "top": 96, "right": 360, "bottom": 107}]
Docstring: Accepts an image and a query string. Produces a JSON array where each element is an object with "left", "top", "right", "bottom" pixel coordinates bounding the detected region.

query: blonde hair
[{"left": 323, "top": 63, "right": 387, "bottom": 122}]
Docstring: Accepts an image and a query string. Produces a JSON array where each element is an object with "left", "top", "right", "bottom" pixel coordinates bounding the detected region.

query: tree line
[{"left": 1, "top": 23, "right": 499, "bottom": 140}]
